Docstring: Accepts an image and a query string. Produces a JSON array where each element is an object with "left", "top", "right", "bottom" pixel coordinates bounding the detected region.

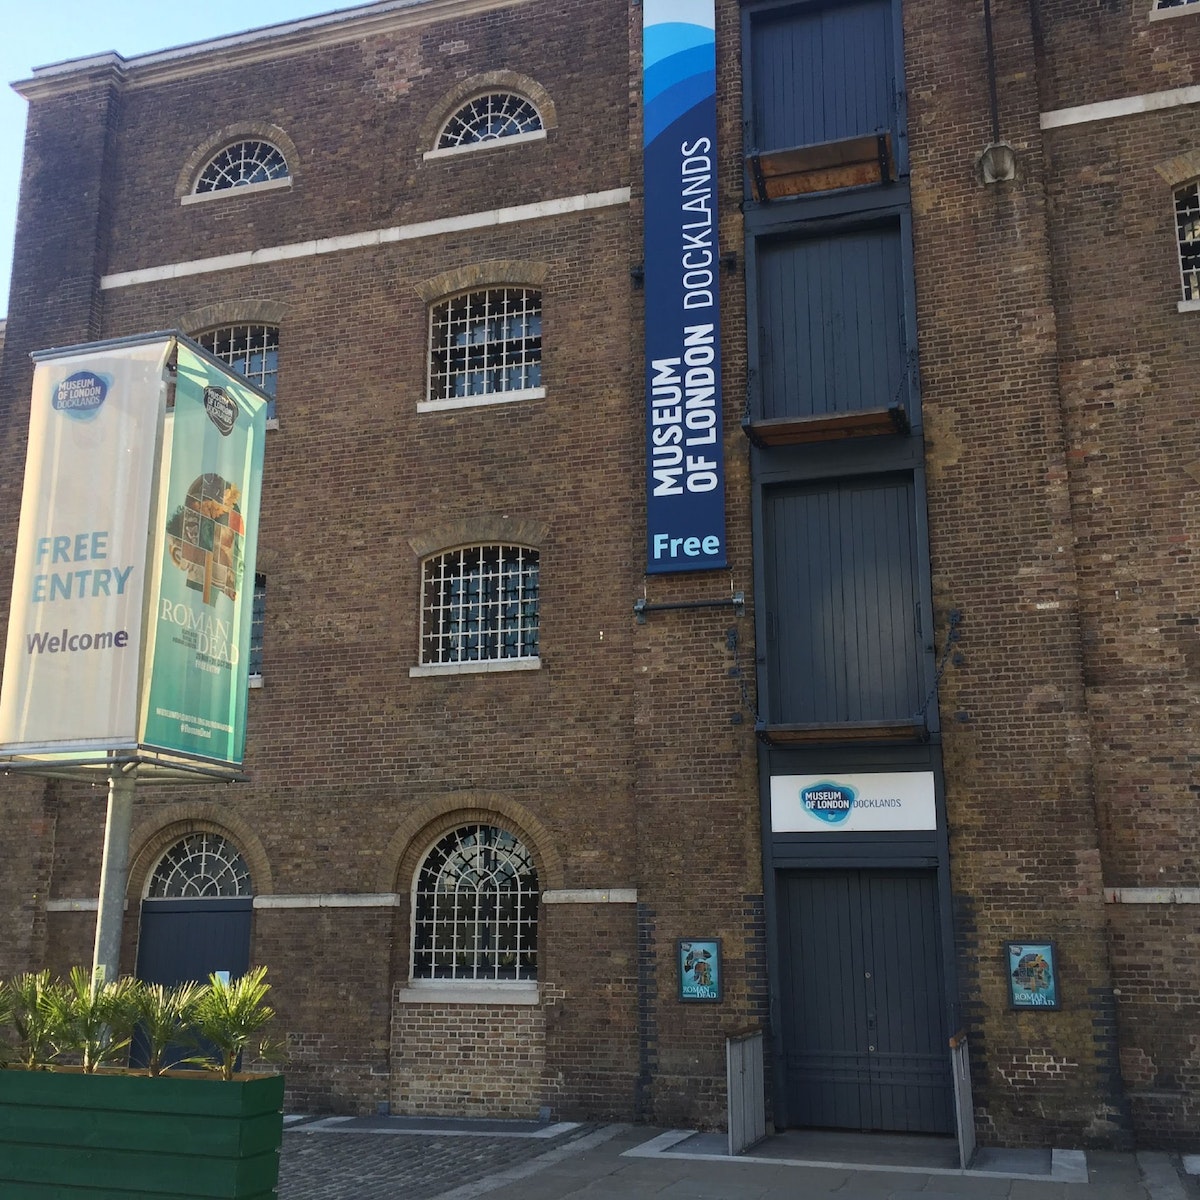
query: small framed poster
[
  {"left": 1006, "top": 941, "right": 1059, "bottom": 1010},
  {"left": 678, "top": 939, "right": 722, "bottom": 1002}
]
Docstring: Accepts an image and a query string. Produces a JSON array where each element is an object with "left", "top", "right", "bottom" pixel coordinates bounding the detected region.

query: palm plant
[
  {"left": 48, "top": 967, "right": 142, "bottom": 1073},
  {"left": 136, "top": 980, "right": 204, "bottom": 1077},
  {"left": 191, "top": 967, "right": 275, "bottom": 1081},
  {"left": 8, "top": 970, "right": 64, "bottom": 1069},
  {"left": 0, "top": 979, "right": 12, "bottom": 1065}
]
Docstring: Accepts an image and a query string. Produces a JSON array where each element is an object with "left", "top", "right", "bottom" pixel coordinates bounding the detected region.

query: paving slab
[{"left": 277, "top": 1119, "right": 1191, "bottom": 1200}]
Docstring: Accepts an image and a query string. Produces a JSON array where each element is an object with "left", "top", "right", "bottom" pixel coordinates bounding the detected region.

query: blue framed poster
[
  {"left": 642, "top": 0, "right": 726, "bottom": 574},
  {"left": 1006, "top": 941, "right": 1060, "bottom": 1010},
  {"left": 678, "top": 938, "right": 722, "bottom": 1002}
]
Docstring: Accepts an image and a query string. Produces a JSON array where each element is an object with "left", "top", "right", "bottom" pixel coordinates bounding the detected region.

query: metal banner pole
[{"left": 92, "top": 771, "right": 136, "bottom": 983}]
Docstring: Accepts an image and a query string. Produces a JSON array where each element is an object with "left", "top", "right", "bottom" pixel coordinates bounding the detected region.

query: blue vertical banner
[{"left": 643, "top": 0, "right": 726, "bottom": 574}]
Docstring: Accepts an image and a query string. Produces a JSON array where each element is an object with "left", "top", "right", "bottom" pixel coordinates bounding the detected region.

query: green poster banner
[{"left": 139, "top": 345, "right": 267, "bottom": 765}]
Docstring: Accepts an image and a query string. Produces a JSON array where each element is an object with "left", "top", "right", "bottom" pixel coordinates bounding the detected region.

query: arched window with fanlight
[
  {"left": 435, "top": 93, "right": 544, "bottom": 152},
  {"left": 145, "top": 833, "right": 252, "bottom": 899},
  {"left": 193, "top": 140, "right": 289, "bottom": 195},
  {"left": 411, "top": 824, "right": 539, "bottom": 982}
]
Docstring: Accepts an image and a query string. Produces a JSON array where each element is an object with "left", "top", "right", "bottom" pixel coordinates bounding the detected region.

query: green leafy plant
[
  {"left": 190, "top": 967, "right": 276, "bottom": 1081},
  {"left": 48, "top": 967, "right": 142, "bottom": 1074},
  {"left": 7, "top": 970, "right": 64, "bottom": 1069},
  {"left": 135, "top": 980, "right": 204, "bottom": 1078},
  {"left": 0, "top": 980, "right": 12, "bottom": 1065}
]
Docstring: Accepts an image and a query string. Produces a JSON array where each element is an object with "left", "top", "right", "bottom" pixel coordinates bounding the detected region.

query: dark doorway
[
  {"left": 131, "top": 897, "right": 252, "bottom": 1069},
  {"left": 776, "top": 867, "right": 953, "bottom": 1133},
  {"left": 135, "top": 897, "right": 253, "bottom": 988}
]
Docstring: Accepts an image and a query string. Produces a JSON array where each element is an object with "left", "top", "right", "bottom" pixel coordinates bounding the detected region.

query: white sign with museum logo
[{"left": 770, "top": 772, "right": 937, "bottom": 833}]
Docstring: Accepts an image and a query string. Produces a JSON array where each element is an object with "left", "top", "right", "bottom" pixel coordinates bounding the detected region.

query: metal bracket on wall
[{"left": 634, "top": 592, "right": 745, "bottom": 624}]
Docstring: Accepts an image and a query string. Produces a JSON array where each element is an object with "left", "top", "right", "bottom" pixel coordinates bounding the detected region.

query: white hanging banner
[{"left": 0, "top": 340, "right": 170, "bottom": 751}]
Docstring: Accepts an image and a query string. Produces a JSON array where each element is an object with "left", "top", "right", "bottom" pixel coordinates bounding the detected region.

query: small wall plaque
[
  {"left": 1006, "top": 941, "right": 1059, "bottom": 1010},
  {"left": 678, "top": 938, "right": 722, "bottom": 1002}
]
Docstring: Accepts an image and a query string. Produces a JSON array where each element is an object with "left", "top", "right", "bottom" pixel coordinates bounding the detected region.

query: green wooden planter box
[{"left": 0, "top": 1068, "right": 284, "bottom": 1200}]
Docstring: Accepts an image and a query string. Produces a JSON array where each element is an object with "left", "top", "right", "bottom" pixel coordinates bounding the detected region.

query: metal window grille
[
  {"left": 420, "top": 545, "right": 539, "bottom": 665},
  {"left": 249, "top": 573, "right": 266, "bottom": 677},
  {"left": 1176, "top": 182, "right": 1200, "bottom": 301},
  {"left": 195, "top": 141, "right": 289, "bottom": 192},
  {"left": 147, "top": 833, "right": 252, "bottom": 898},
  {"left": 412, "top": 825, "right": 539, "bottom": 981},
  {"left": 196, "top": 324, "right": 279, "bottom": 419},
  {"left": 437, "top": 94, "right": 542, "bottom": 148},
  {"left": 429, "top": 289, "right": 542, "bottom": 401}
]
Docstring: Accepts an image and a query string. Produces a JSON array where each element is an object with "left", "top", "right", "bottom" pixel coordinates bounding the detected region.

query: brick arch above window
[
  {"left": 176, "top": 123, "right": 299, "bottom": 201},
  {"left": 408, "top": 517, "right": 549, "bottom": 560},
  {"left": 419, "top": 71, "right": 557, "bottom": 156},
  {"left": 1154, "top": 150, "right": 1200, "bottom": 188},
  {"left": 413, "top": 260, "right": 549, "bottom": 305},
  {"left": 126, "top": 805, "right": 274, "bottom": 902},
  {"left": 378, "top": 795, "right": 564, "bottom": 896},
  {"left": 176, "top": 299, "right": 288, "bottom": 332}
]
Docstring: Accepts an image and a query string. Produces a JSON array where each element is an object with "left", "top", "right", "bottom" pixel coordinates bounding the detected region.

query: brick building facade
[{"left": 0, "top": 0, "right": 1196, "bottom": 1154}]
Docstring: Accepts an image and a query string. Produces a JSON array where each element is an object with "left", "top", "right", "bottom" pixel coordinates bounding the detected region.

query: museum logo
[
  {"left": 203, "top": 386, "right": 239, "bottom": 436},
  {"left": 801, "top": 781, "right": 855, "bottom": 825},
  {"left": 52, "top": 371, "right": 108, "bottom": 420}
]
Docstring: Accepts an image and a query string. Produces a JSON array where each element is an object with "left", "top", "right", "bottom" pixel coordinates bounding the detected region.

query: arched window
[
  {"left": 428, "top": 288, "right": 542, "bottom": 403},
  {"left": 412, "top": 824, "right": 539, "bottom": 982},
  {"left": 146, "top": 833, "right": 252, "bottom": 898},
  {"left": 436, "top": 93, "right": 543, "bottom": 150},
  {"left": 194, "top": 141, "right": 289, "bottom": 194},
  {"left": 1175, "top": 180, "right": 1200, "bottom": 301},
  {"left": 420, "top": 544, "right": 540, "bottom": 666}
]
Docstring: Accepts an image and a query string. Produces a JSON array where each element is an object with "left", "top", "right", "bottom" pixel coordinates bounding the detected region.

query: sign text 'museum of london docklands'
[{"left": 642, "top": 0, "right": 726, "bottom": 574}]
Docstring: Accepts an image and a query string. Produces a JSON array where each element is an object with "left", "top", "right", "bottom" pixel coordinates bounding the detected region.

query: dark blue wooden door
[
  {"left": 131, "top": 898, "right": 252, "bottom": 1068},
  {"left": 777, "top": 868, "right": 953, "bottom": 1133},
  {"left": 758, "top": 222, "right": 906, "bottom": 421},
  {"left": 749, "top": 0, "right": 895, "bottom": 154},
  {"left": 763, "top": 474, "right": 922, "bottom": 726}
]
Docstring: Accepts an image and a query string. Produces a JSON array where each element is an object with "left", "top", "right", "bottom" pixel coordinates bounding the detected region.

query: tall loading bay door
[{"left": 777, "top": 868, "right": 954, "bottom": 1134}]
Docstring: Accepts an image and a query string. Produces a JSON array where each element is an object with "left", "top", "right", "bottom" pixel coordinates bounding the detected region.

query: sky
[{"left": 0, "top": 0, "right": 369, "bottom": 320}]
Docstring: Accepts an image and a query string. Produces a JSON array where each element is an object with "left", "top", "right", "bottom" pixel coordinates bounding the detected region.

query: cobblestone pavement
[{"left": 279, "top": 1119, "right": 608, "bottom": 1200}]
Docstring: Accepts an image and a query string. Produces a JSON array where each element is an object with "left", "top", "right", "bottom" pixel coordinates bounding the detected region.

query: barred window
[
  {"left": 437, "top": 93, "right": 543, "bottom": 149},
  {"left": 197, "top": 325, "right": 279, "bottom": 420},
  {"left": 412, "top": 825, "right": 539, "bottom": 982},
  {"left": 429, "top": 289, "right": 542, "bottom": 403},
  {"left": 1176, "top": 181, "right": 1200, "bottom": 301},
  {"left": 249, "top": 573, "right": 266, "bottom": 681},
  {"left": 195, "top": 141, "right": 289, "bottom": 193},
  {"left": 147, "top": 833, "right": 251, "bottom": 899},
  {"left": 421, "top": 545, "right": 539, "bottom": 666}
]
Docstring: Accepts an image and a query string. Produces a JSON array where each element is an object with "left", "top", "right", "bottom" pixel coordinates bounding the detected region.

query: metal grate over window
[
  {"left": 1176, "top": 181, "right": 1200, "bottom": 301},
  {"left": 197, "top": 325, "right": 279, "bottom": 419},
  {"left": 437, "top": 93, "right": 543, "bottom": 148},
  {"left": 147, "top": 833, "right": 252, "bottom": 898},
  {"left": 429, "top": 289, "right": 542, "bottom": 401},
  {"left": 413, "top": 825, "right": 539, "bottom": 982},
  {"left": 249, "top": 573, "right": 266, "bottom": 678},
  {"left": 195, "top": 141, "right": 289, "bottom": 193},
  {"left": 420, "top": 545, "right": 539, "bottom": 666}
]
